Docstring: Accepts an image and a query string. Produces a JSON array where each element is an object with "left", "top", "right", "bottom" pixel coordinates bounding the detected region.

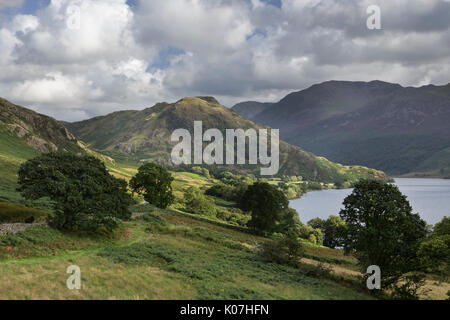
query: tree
[
  {"left": 417, "top": 216, "right": 450, "bottom": 276},
  {"left": 240, "top": 182, "right": 290, "bottom": 235},
  {"left": 339, "top": 180, "right": 427, "bottom": 289},
  {"left": 184, "top": 187, "right": 216, "bottom": 216},
  {"left": 130, "top": 162, "right": 174, "bottom": 209},
  {"left": 297, "top": 224, "right": 322, "bottom": 245},
  {"left": 434, "top": 216, "right": 450, "bottom": 237},
  {"left": 17, "top": 152, "right": 132, "bottom": 233},
  {"left": 308, "top": 216, "right": 346, "bottom": 248},
  {"left": 417, "top": 235, "right": 450, "bottom": 275},
  {"left": 307, "top": 218, "right": 325, "bottom": 230}
]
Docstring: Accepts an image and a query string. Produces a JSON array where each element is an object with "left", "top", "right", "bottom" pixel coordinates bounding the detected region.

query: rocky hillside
[
  {"left": 0, "top": 97, "right": 95, "bottom": 202},
  {"left": 65, "top": 96, "right": 389, "bottom": 183},
  {"left": 233, "top": 81, "right": 450, "bottom": 177},
  {"left": 0, "top": 97, "right": 83, "bottom": 154}
]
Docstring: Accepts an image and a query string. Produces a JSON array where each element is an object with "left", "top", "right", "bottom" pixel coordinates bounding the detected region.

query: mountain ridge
[
  {"left": 65, "top": 96, "right": 389, "bottom": 183},
  {"left": 232, "top": 80, "right": 450, "bottom": 177}
]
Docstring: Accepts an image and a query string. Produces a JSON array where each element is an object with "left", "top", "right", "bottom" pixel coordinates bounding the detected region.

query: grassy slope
[
  {"left": 1, "top": 205, "right": 448, "bottom": 300},
  {"left": 0, "top": 151, "right": 448, "bottom": 299},
  {"left": 0, "top": 130, "right": 371, "bottom": 299},
  {"left": 0, "top": 131, "right": 39, "bottom": 203},
  {"left": 0, "top": 205, "right": 373, "bottom": 300},
  {"left": 0, "top": 111, "right": 443, "bottom": 299}
]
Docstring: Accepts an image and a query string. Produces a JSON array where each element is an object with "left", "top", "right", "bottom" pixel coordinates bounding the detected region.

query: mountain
[
  {"left": 232, "top": 81, "right": 450, "bottom": 177},
  {"left": 0, "top": 97, "right": 83, "bottom": 154},
  {"left": 0, "top": 98, "right": 86, "bottom": 202},
  {"left": 65, "top": 96, "right": 388, "bottom": 183},
  {"left": 232, "top": 101, "right": 274, "bottom": 120}
]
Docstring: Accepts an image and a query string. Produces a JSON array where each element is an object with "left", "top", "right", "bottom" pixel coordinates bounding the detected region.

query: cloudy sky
[{"left": 0, "top": 0, "right": 449, "bottom": 121}]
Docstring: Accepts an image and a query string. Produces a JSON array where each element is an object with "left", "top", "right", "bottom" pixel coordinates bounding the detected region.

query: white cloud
[
  {"left": 0, "top": 0, "right": 449, "bottom": 120},
  {"left": 10, "top": 14, "right": 39, "bottom": 34},
  {"left": 136, "top": 0, "right": 253, "bottom": 53},
  {"left": 10, "top": 72, "right": 103, "bottom": 103}
]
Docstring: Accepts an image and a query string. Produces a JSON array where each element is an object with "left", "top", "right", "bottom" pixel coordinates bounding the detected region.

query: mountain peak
[
  {"left": 176, "top": 96, "right": 220, "bottom": 106},
  {"left": 196, "top": 96, "right": 220, "bottom": 104}
]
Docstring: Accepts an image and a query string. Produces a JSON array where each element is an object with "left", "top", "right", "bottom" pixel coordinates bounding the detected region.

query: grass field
[{"left": 0, "top": 204, "right": 376, "bottom": 300}]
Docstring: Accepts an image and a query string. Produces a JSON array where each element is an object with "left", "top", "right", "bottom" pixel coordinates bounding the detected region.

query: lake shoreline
[{"left": 290, "top": 178, "right": 450, "bottom": 225}]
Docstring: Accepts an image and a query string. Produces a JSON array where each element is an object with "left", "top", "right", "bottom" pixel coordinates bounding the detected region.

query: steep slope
[
  {"left": 232, "top": 81, "right": 450, "bottom": 177},
  {"left": 0, "top": 97, "right": 110, "bottom": 202},
  {"left": 65, "top": 96, "right": 388, "bottom": 183},
  {"left": 0, "top": 97, "right": 82, "bottom": 154},
  {"left": 232, "top": 101, "right": 274, "bottom": 120},
  {"left": 0, "top": 98, "right": 77, "bottom": 201}
]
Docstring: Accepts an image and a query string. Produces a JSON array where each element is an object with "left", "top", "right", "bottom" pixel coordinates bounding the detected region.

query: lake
[{"left": 289, "top": 178, "right": 450, "bottom": 225}]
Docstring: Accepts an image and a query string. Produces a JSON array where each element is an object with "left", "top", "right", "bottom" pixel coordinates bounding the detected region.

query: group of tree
[{"left": 18, "top": 153, "right": 175, "bottom": 234}]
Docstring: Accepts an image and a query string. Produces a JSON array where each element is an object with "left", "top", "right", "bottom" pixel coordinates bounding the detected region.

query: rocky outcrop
[
  {"left": 27, "top": 135, "right": 58, "bottom": 153},
  {"left": 0, "top": 222, "right": 47, "bottom": 235},
  {"left": 0, "top": 97, "right": 83, "bottom": 154}
]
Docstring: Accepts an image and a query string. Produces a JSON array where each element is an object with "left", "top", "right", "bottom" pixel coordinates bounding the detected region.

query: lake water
[{"left": 289, "top": 178, "right": 450, "bottom": 225}]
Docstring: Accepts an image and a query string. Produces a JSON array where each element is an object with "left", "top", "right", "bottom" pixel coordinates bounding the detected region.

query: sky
[{"left": 0, "top": 0, "right": 449, "bottom": 121}]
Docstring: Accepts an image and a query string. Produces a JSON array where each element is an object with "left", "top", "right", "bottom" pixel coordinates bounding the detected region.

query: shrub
[
  {"left": 191, "top": 166, "right": 210, "bottom": 178},
  {"left": 390, "top": 273, "right": 427, "bottom": 300},
  {"left": 184, "top": 187, "right": 216, "bottom": 216},
  {"left": 215, "top": 209, "right": 250, "bottom": 226},
  {"left": 258, "top": 230, "right": 304, "bottom": 267},
  {"left": 308, "top": 215, "right": 347, "bottom": 248},
  {"left": 206, "top": 183, "right": 248, "bottom": 202},
  {"left": 299, "top": 262, "right": 333, "bottom": 278}
]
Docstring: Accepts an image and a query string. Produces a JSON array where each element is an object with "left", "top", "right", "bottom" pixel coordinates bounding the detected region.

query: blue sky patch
[{"left": 150, "top": 46, "right": 186, "bottom": 70}]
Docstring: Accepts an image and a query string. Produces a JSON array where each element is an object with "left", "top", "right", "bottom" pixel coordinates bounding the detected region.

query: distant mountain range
[
  {"left": 233, "top": 81, "right": 450, "bottom": 178},
  {"left": 64, "top": 96, "right": 387, "bottom": 182}
]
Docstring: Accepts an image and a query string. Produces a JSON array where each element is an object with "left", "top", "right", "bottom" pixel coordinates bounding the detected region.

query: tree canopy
[
  {"left": 308, "top": 216, "right": 347, "bottom": 248},
  {"left": 240, "top": 182, "right": 292, "bottom": 235},
  {"left": 130, "top": 162, "right": 174, "bottom": 209},
  {"left": 17, "top": 152, "right": 132, "bottom": 233},
  {"left": 339, "top": 180, "right": 427, "bottom": 289}
]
